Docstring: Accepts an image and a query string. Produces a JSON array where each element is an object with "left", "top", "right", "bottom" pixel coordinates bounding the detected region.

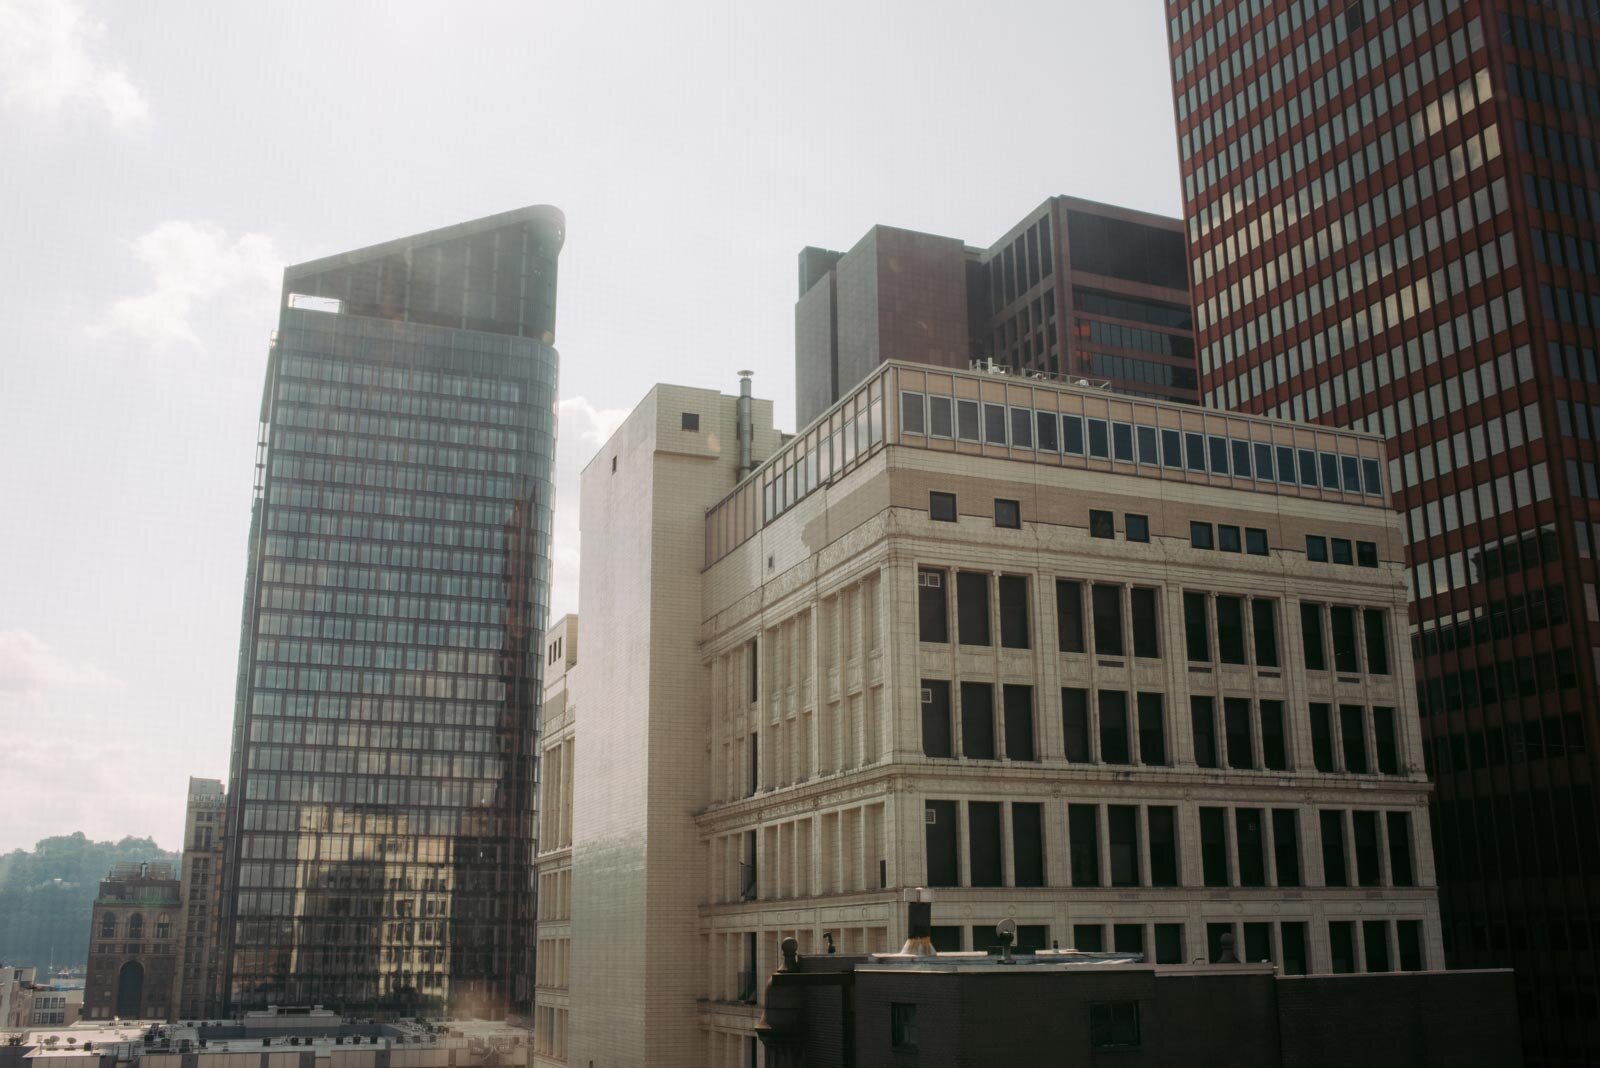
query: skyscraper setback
[
  {"left": 221, "top": 206, "right": 563, "bottom": 1018},
  {"left": 1165, "top": 1, "right": 1598, "bottom": 1061}
]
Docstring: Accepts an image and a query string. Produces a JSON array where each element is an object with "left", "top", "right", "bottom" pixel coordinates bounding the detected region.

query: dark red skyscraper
[{"left": 1165, "top": 1, "right": 1599, "bottom": 1063}]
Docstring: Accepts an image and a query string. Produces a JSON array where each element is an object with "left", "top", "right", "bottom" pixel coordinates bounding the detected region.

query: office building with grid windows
[
  {"left": 1164, "top": 1, "right": 1600, "bottom": 1060},
  {"left": 221, "top": 206, "right": 563, "bottom": 1019}
]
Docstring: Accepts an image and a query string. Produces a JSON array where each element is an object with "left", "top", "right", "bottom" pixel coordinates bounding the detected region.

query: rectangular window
[
  {"left": 1036, "top": 410, "right": 1059, "bottom": 452},
  {"left": 1236, "top": 808, "right": 1266, "bottom": 886},
  {"left": 1062, "top": 688, "right": 1091, "bottom": 763},
  {"left": 750, "top": 638, "right": 759, "bottom": 703},
  {"left": 1088, "top": 418, "right": 1110, "bottom": 458},
  {"left": 925, "top": 800, "right": 959, "bottom": 887},
  {"left": 891, "top": 1003, "right": 918, "bottom": 1052},
  {"left": 1090, "top": 509, "right": 1115, "bottom": 539},
  {"left": 1092, "top": 584, "right": 1124, "bottom": 656},
  {"left": 1310, "top": 703, "right": 1335, "bottom": 772},
  {"left": 1161, "top": 428, "right": 1183, "bottom": 467},
  {"left": 1373, "top": 707, "right": 1399, "bottom": 774},
  {"left": 1069, "top": 804, "right": 1100, "bottom": 887},
  {"left": 1276, "top": 445, "right": 1297, "bottom": 484},
  {"left": 1362, "top": 457, "right": 1382, "bottom": 496},
  {"left": 1186, "top": 431, "right": 1207, "bottom": 471},
  {"left": 1114, "top": 923, "right": 1143, "bottom": 956},
  {"left": 1260, "top": 700, "right": 1287, "bottom": 770},
  {"left": 1113, "top": 423, "right": 1135, "bottom": 462},
  {"left": 956, "top": 399, "right": 980, "bottom": 441},
  {"left": 1387, "top": 811, "right": 1414, "bottom": 886},
  {"left": 1013, "top": 802, "right": 1045, "bottom": 887},
  {"left": 1137, "top": 425, "right": 1159, "bottom": 465},
  {"left": 998, "top": 575, "right": 1030, "bottom": 649},
  {"left": 1207, "top": 922, "right": 1235, "bottom": 963},
  {"left": 1329, "top": 921, "right": 1357, "bottom": 973},
  {"left": 1397, "top": 921, "right": 1423, "bottom": 971},
  {"left": 969, "top": 801, "right": 1002, "bottom": 887},
  {"left": 1217, "top": 596, "right": 1246, "bottom": 663},
  {"left": 1332, "top": 538, "right": 1354, "bottom": 565},
  {"left": 1056, "top": 579, "right": 1086, "bottom": 653},
  {"left": 983, "top": 403, "right": 1008, "bottom": 445},
  {"left": 1126, "top": 513, "right": 1150, "bottom": 542},
  {"left": 900, "top": 391, "right": 925, "bottom": 435},
  {"left": 1363, "top": 609, "right": 1390, "bottom": 674},
  {"left": 1353, "top": 810, "right": 1381, "bottom": 887},
  {"left": 930, "top": 491, "right": 957, "bottom": 522},
  {"left": 1184, "top": 591, "right": 1210, "bottom": 661},
  {"left": 1063, "top": 414, "right": 1084, "bottom": 454},
  {"left": 1321, "top": 810, "right": 1349, "bottom": 886},
  {"left": 1201, "top": 807, "right": 1229, "bottom": 886},
  {"left": 1010, "top": 407, "right": 1033, "bottom": 449},
  {"left": 681, "top": 411, "right": 699, "bottom": 431},
  {"left": 1306, "top": 535, "right": 1329, "bottom": 562},
  {"left": 1341, "top": 456, "right": 1363, "bottom": 494},
  {"left": 1320, "top": 452, "right": 1341, "bottom": 489},
  {"left": 1272, "top": 809, "right": 1301, "bottom": 886},
  {"left": 1301, "top": 603, "right": 1327, "bottom": 670},
  {"left": 1218, "top": 525, "right": 1242, "bottom": 553},
  {"left": 1100, "top": 691, "right": 1131, "bottom": 764},
  {"left": 1282, "top": 922, "right": 1308, "bottom": 976},
  {"left": 1246, "top": 527, "right": 1269, "bottom": 555},
  {"left": 1149, "top": 806, "right": 1178, "bottom": 886},
  {"left": 918, "top": 568, "right": 948, "bottom": 643},
  {"left": 1253, "top": 442, "right": 1274, "bottom": 481},
  {"left": 1298, "top": 448, "right": 1318, "bottom": 487},
  {"left": 1190, "top": 521, "right": 1214, "bottom": 549},
  {"left": 921, "top": 680, "right": 952, "bottom": 758},
  {"left": 957, "top": 572, "right": 990, "bottom": 646},
  {"left": 1131, "top": 587, "right": 1159, "bottom": 658},
  {"left": 1137, "top": 693, "right": 1166, "bottom": 765},
  {"left": 960, "top": 682, "right": 995, "bottom": 760},
  {"left": 995, "top": 498, "right": 1021, "bottom": 529},
  {"left": 1192, "top": 696, "right": 1218, "bottom": 768},
  {"left": 1155, "top": 923, "right": 1184, "bottom": 964},
  {"left": 1224, "top": 697, "right": 1254, "bottom": 769},
  {"left": 1252, "top": 599, "right": 1279, "bottom": 667},
  {"left": 1089, "top": 1002, "right": 1140, "bottom": 1051},
  {"left": 1075, "top": 923, "right": 1104, "bottom": 951},
  {"left": 1208, "top": 435, "right": 1230, "bottom": 474},
  {"left": 1340, "top": 704, "right": 1368, "bottom": 773},
  {"left": 1363, "top": 920, "right": 1391, "bottom": 972},
  {"left": 1357, "top": 540, "right": 1378, "bottom": 567},
  {"left": 930, "top": 395, "right": 954, "bottom": 437},
  {"left": 1002, "top": 684, "right": 1036, "bottom": 761},
  {"left": 1108, "top": 805, "right": 1140, "bottom": 887},
  {"left": 1231, "top": 439, "right": 1253, "bottom": 478}
]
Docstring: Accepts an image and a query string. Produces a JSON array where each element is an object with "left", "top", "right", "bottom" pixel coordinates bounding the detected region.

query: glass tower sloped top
[{"left": 223, "top": 206, "right": 562, "bottom": 1019}]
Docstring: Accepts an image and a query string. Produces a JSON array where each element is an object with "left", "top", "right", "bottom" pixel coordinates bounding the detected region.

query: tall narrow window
[
  {"left": 1137, "top": 693, "right": 1167, "bottom": 766},
  {"left": 1224, "top": 697, "right": 1254, "bottom": 769},
  {"left": 1329, "top": 921, "right": 1357, "bottom": 973},
  {"left": 1373, "top": 706, "right": 1399, "bottom": 774},
  {"left": 1251, "top": 599, "right": 1279, "bottom": 667},
  {"left": 1099, "top": 691, "right": 1131, "bottom": 764},
  {"left": 1236, "top": 808, "right": 1266, "bottom": 886},
  {"left": 1340, "top": 705, "right": 1368, "bottom": 773},
  {"left": 749, "top": 638, "right": 759, "bottom": 703},
  {"left": 1002, "top": 684, "right": 1036, "bottom": 761},
  {"left": 1130, "top": 587, "right": 1160, "bottom": 658},
  {"left": 926, "top": 800, "right": 959, "bottom": 887},
  {"left": 1191, "top": 697, "right": 1218, "bottom": 768},
  {"left": 920, "top": 680, "right": 952, "bottom": 758},
  {"left": 969, "top": 802, "right": 1003, "bottom": 887},
  {"left": 1353, "top": 810, "right": 1381, "bottom": 887},
  {"left": 1013, "top": 803, "right": 1045, "bottom": 888},
  {"left": 1330, "top": 606, "right": 1360, "bottom": 672},
  {"left": 998, "top": 575, "right": 1030, "bottom": 649},
  {"left": 1397, "top": 921, "right": 1423, "bottom": 971},
  {"left": 1056, "top": 579, "right": 1086, "bottom": 653},
  {"left": 1260, "top": 700, "right": 1287, "bottom": 770},
  {"left": 1363, "top": 609, "right": 1390, "bottom": 674},
  {"left": 1092, "top": 584, "right": 1124, "bottom": 656},
  {"left": 1062, "top": 688, "right": 1091, "bottom": 763},
  {"left": 1363, "top": 921, "right": 1391, "bottom": 972},
  {"left": 918, "top": 569, "right": 948, "bottom": 643},
  {"left": 1272, "top": 809, "right": 1301, "bottom": 886},
  {"left": 1155, "top": 923, "right": 1184, "bottom": 964},
  {"left": 1281, "top": 922, "right": 1309, "bottom": 975},
  {"left": 960, "top": 683, "right": 995, "bottom": 760},
  {"left": 1108, "top": 805, "right": 1141, "bottom": 887},
  {"left": 1148, "top": 807, "right": 1178, "bottom": 886},
  {"left": 1300, "top": 603, "right": 1327, "bottom": 670},
  {"left": 1069, "top": 804, "right": 1100, "bottom": 887},
  {"left": 1321, "top": 810, "right": 1349, "bottom": 887},
  {"left": 1200, "top": 807, "right": 1230, "bottom": 886},
  {"left": 957, "top": 572, "right": 990, "bottom": 646},
  {"left": 1387, "top": 811, "right": 1414, "bottom": 887},
  {"left": 1216, "top": 596, "right": 1246, "bottom": 663},
  {"left": 1184, "top": 592, "right": 1211, "bottom": 661},
  {"left": 1310, "top": 703, "right": 1336, "bottom": 771}
]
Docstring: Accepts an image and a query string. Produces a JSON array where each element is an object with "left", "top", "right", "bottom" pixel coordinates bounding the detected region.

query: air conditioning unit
[
  {"left": 918, "top": 572, "right": 941, "bottom": 588},
  {"left": 925, "top": 809, "right": 938, "bottom": 824},
  {"left": 920, "top": 688, "right": 934, "bottom": 704}
]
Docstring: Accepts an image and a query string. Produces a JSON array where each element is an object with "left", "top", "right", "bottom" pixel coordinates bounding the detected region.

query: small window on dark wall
[
  {"left": 930, "top": 492, "right": 957, "bottom": 522},
  {"left": 1089, "top": 1001, "right": 1140, "bottom": 1050},
  {"left": 681, "top": 412, "right": 699, "bottom": 431},
  {"left": 891, "top": 1003, "right": 918, "bottom": 1052},
  {"left": 995, "top": 499, "right": 1021, "bottom": 529}
]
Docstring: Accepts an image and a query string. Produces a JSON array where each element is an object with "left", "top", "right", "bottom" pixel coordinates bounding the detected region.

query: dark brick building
[
  {"left": 1163, "top": 1, "right": 1600, "bottom": 1062},
  {"left": 795, "top": 196, "right": 1197, "bottom": 427},
  {"left": 84, "top": 863, "right": 181, "bottom": 1021},
  {"left": 760, "top": 953, "right": 1521, "bottom": 1067}
]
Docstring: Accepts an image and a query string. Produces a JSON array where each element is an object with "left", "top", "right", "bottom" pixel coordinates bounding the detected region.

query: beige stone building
[
  {"left": 542, "top": 362, "right": 1439, "bottom": 1067},
  {"left": 533, "top": 614, "right": 576, "bottom": 1067},
  {"left": 175, "top": 777, "right": 225, "bottom": 1020}
]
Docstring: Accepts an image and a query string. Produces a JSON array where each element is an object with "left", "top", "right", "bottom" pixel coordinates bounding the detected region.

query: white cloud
[
  {"left": 0, "top": 0, "right": 148, "bottom": 127},
  {"left": 0, "top": 628, "right": 117, "bottom": 696},
  {"left": 93, "top": 220, "right": 283, "bottom": 350},
  {"left": 549, "top": 396, "right": 629, "bottom": 619}
]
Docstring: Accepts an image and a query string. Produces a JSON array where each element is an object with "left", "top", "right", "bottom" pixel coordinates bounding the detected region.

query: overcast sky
[{"left": 0, "top": 0, "right": 1183, "bottom": 854}]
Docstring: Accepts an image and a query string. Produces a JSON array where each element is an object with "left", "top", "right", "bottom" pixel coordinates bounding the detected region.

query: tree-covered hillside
[{"left": 0, "top": 833, "right": 180, "bottom": 974}]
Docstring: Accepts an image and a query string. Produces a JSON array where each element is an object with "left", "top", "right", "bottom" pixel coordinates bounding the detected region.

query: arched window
[
  {"left": 127, "top": 914, "right": 144, "bottom": 940},
  {"left": 155, "top": 914, "right": 171, "bottom": 940},
  {"left": 100, "top": 913, "right": 116, "bottom": 939}
]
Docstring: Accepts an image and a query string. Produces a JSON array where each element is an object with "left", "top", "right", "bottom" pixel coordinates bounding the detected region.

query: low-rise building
[{"left": 82, "top": 864, "right": 180, "bottom": 1021}]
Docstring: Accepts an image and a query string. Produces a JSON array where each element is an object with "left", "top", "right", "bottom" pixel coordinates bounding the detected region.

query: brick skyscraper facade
[{"left": 1165, "top": 1, "right": 1598, "bottom": 1063}]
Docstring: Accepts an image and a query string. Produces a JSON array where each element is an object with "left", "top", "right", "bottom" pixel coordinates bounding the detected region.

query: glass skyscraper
[{"left": 221, "top": 206, "right": 563, "bottom": 1018}]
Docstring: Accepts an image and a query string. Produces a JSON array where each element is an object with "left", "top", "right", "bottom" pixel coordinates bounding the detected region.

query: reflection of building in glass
[
  {"left": 796, "top": 196, "right": 1196, "bottom": 427},
  {"left": 221, "top": 206, "right": 563, "bottom": 1017},
  {"left": 84, "top": 863, "right": 181, "bottom": 1020}
]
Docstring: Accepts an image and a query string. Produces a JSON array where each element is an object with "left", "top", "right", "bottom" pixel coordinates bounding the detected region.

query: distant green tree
[{"left": 0, "top": 833, "right": 180, "bottom": 974}]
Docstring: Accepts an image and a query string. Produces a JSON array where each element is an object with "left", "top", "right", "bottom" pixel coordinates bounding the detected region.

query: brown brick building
[{"left": 83, "top": 863, "right": 181, "bottom": 1020}]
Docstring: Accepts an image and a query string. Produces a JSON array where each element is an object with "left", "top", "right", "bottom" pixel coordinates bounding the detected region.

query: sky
[{"left": 0, "top": 0, "right": 1184, "bottom": 854}]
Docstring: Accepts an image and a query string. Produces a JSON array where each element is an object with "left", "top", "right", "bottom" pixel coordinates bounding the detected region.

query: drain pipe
[{"left": 736, "top": 370, "right": 754, "bottom": 481}]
